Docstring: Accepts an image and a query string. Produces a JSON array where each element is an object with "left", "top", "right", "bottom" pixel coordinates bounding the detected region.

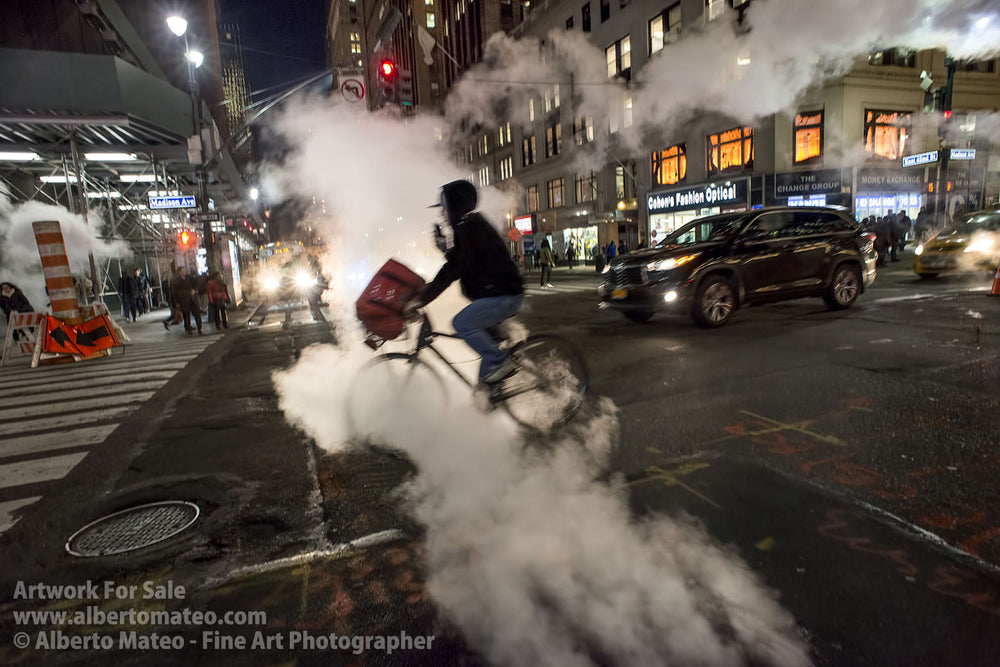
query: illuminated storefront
[
  {"left": 855, "top": 168, "right": 928, "bottom": 220},
  {"left": 647, "top": 178, "right": 750, "bottom": 243},
  {"left": 770, "top": 168, "right": 848, "bottom": 208}
]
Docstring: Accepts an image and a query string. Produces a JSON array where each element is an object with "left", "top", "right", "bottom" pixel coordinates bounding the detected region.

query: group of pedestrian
[
  {"left": 117, "top": 268, "right": 152, "bottom": 322},
  {"left": 162, "top": 266, "right": 229, "bottom": 335},
  {"left": 861, "top": 209, "right": 912, "bottom": 266}
]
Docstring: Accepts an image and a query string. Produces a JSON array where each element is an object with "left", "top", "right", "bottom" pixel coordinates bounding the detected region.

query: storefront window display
[
  {"left": 647, "top": 179, "right": 750, "bottom": 242},
  {"left": 562, "top": 226, "right": 599, "bottom": 263},
  {"left": 856, "top": 168, "right": 927, "bottom": 221}
]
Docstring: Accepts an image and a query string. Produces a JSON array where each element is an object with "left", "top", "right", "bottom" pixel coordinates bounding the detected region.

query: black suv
[{"left": 599, "top": 207, "right": 877, "bottom": 327}]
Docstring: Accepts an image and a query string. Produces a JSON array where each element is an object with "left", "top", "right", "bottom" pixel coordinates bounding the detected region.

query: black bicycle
[{"left": 347, "top": 311, "right": 588, "bottom": 436}]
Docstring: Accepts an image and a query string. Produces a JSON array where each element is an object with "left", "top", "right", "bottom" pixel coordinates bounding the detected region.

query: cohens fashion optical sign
[{"left": 647, "top": 179, "right": 748, "bottom": 214}]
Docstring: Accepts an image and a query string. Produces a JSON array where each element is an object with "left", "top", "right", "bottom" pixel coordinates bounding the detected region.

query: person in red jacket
[{"left": 206, "top": 272, "right": 229, "bottom": 330}]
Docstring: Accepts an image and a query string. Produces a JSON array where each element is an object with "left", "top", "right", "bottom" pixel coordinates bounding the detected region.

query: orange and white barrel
[{"left": 32, "top": 220, "right": 82, "bottom": 325}]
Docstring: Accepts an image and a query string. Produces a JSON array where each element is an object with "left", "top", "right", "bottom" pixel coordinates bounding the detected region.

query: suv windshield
[
  {"left": 936, "top": 211, "right": 1000, "bottom": 238},
  {"left": 657, "top": 213, "right": 748, "bottom": 247}
]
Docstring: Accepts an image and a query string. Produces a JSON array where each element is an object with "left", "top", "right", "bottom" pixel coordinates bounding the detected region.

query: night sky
[{"left": 218, "top": 0, "right": 328, "bottom": 100}]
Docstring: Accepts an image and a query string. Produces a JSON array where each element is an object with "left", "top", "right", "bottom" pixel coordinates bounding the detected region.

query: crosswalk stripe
[
  {"left": 0, "top": 425, "right": 118, "bottom": 459},
  {"left": 0, "top": 346, "right": 211, "bottom": 379},
  {"left": 0, "top": 497, "right": 41, "bottom": 533},
  {"left": 0, "top": 452, "right": 89, "bottom": 490},
  {"left": 1, "top": 364, "right": 188, "bottom": 389},
  {"left": 0, "top": 406, "right": 135, "bottom": 438},
  {"left": 0, "top": 379, "right": 166, "bottom": 402},
  {"left": 0, "top": 393, "right": 155, "bottom": 422}
]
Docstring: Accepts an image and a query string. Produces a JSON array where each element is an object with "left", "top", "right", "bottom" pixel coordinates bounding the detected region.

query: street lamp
[{"left": 166, "top": 14, "right": 215, "bottom": 272}]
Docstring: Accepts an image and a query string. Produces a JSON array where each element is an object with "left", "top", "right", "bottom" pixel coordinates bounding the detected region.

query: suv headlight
[
  {"left": 964, "top": 236, "right": 995, "bottom": 255},
  {"left": 647, "top": 254, "right": 699, "bottom": 272}
]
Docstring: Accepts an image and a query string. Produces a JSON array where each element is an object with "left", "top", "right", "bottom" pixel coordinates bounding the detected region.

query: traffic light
[
  {"left": 398, "top": 68, "right": 414, "bottom": 108},
  {"left": 377, "top": 58, "right": 398, "bottom": 104},
  {"left": 180, "top": 231, "right": 191, "bottom": 247}
]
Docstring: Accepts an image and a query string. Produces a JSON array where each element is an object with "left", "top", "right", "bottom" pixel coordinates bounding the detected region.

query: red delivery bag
[{"left": 355, "top": 259, "right": 425, "bottom": 341}]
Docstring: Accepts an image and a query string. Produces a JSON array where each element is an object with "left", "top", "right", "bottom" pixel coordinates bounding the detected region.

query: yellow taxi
[{"left": 914, "top": 210, "right": 1000, "bottom": 279}]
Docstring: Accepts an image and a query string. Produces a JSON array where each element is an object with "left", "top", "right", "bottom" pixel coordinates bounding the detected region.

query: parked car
[
  {"left": 598, "top": 206, "right": 877, "bottom": 327},
  {"left": 913, "top": 210, "right": 1000, "bottom": 279}
]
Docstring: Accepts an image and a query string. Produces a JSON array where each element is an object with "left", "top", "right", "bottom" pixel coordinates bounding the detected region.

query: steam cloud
[{"left": 0, "top": 190, "right": 130, "bottom": 314}]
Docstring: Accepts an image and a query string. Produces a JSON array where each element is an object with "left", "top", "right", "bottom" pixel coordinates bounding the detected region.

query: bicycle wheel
[
  {"left": 499, "top": 335, "right": 589, "bottom": 432},
  {"left": 345, "top": 353, "right": 449, "bottom": 445}
]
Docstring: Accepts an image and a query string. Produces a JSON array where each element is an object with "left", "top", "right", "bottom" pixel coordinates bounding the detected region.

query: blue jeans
[{"left": 452, "top": 294, "right": 524, "bottom": 380}]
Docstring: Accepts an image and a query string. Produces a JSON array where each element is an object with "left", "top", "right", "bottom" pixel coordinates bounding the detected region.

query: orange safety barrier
[
  {"left": 991, "top": 258, "right": 1000, "bottom": 297},
  {"left": 1, "top": 311, "right": 46, "bottom": 366},
  {"left": 32, "top": 220, "right": 82, "bottom": 325}
]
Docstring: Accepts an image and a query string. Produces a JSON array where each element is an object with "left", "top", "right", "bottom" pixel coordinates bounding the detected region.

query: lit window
[
  {"left": 425, "top": 0, "right": 433, "bottom": 4},
  {"left": 606, "top": 36, "right": 630, "bottom": 77},
  {"left": 651, "top": 144, "right": 687, "bottom": 185},
  {"left": 623, "top": 95, "right": 633, "bottom": 128},
  {"left": 499, "top": 156, "right": 513, "bottom": 181},
  {"left": 545, "top": 123, "right": 562, "bottom": 158},
  {"left": 553, "top": 84, "right": 560, "bottom": 109},
  {"left": 479, "top": 134, "right": 489, "bottom": 156},
  {"left": 864, "top": 110, "right": 911, "bottom": 160},
  {"left": 529, "top": 98, "right": 535, "bottom": 122},
  {"left": 498, "top": 122, "right": 511, "bottom": 146},
  {"left": 794, "top": 111, "right": 823, "bottom": 163},
  {"left": 479, "top": 166, "right": 491, "bottom": 187},
  {"left": 621, "top": 35, "right": 631, "bottom": 70},
  {"left": 575, "top": 172, "right": 598, "bottom": 203},
  {"left": 522, "top": 135, "right": 536, "bottom": 167},
  {"left": 705, "top": 0, "right": 724, "bottom": 21},
  {"left": 350, "top": 32, "right": 361, "bottom": 54},
  {"left": 547, "top": 178, "right": 565, "bottom": 208},
  {"left": 649, "top": 15, "right": 663, "bottom": 54},
  {"left": 527, "top": 185, "right": 540, "bottom": 212},
  {"left": 707, "top": 126, "right": 754, "bottom": 175},
  {"left": 574, "top": 116, "right": 594, "bottom": 145},
  {"left": 427, "top": 13, "right": 436, "bottom": 28}
]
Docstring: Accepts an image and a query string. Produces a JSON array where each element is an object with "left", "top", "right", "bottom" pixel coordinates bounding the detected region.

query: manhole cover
[{"left": 66, "top": 501, "right": 200, "bottom": 557}]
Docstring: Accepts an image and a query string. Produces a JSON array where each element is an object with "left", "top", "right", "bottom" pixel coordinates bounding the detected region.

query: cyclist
[{"left": 403, "top": 179, "right": 524, "bottom": 384}]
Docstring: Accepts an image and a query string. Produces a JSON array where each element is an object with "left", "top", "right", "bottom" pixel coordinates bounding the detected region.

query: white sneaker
[
  {"left": 482, "top": 357, "right": 517, "bottom": 384},
  {"left": 546, "top": 283, "right": 554, "bottom": 288}
]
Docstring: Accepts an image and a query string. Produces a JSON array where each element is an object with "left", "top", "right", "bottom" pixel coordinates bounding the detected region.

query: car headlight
[
  {"left": 295, "top": 271, "right": 317, "bottom": 288},
  {"left": 647, "top": 254, "right": 699, "bottom": 272},
  {"left": 915, "top": 244, "right": 923, "bottom": 256},
  {"left": 261, "top": 276, "right": 280, "bottom": 291}
]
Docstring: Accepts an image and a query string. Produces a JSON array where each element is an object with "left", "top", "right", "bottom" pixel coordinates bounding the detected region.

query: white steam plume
[{"left": 0, "top": 191, "right": 130, "bottom": 313}]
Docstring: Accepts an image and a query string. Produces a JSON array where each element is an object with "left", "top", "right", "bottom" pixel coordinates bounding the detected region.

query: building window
[
  {"left": 498, "top": 122, "right": 511, "bottom": 147},
  {"left": 624, "top": 95, "right": 633, "bottom": 128},
  {"left": 522, "top": 135, "right": 536, "bottom": 167},
  {"left": 868, "top": 48, "right": 916, "bottom": 68},
  {"left": 616, "top": 162, "right": 636, "bottom": 200},
  {"left": 499, "top": 156, "right": 513, "bottom": 181},
  {"left": 651, "top": 144, "right": 687, "bottom": 186},
  {"left": 529, "top": 98, "right": 535, "bottom": 122},
  {"left": 707, "top": 126, "right": 753, "bottom": 175},
  {"left": 566, "top": 16, "right": 574, "bottom": 29},
  {"left": 864, "top": 110, "right": 910, "bottom": 160},
  {"left": 349, "top": 32, "right": 361, "bottom": 54},
  {"left": 543, "top": 85, "right": 561, "bottom": 112},
  {"left": 575, "top": 172, "right": 598, "bottom": 203},
  {"left": 649, "top": 4, "right": 681, "bottom": 55},
  {"left": 606, "top": 36, "right": 631, "bottom": 78},
  {"left": 574, "top": 116, "right": 594, "bottom": 145},
  {"left": 958, "top": 58, "right": 996, "bottom": 73},
  {"left": 427, "top": 13, "right": 436, "bottom": 28},
  {"left": 794, "top": 111, "right": 823, "bottom": 164},
  {"left": 582, "top": 3, "right": 591, "bottom": 32},
  {"left": 600, "top": 0, "right": 610, "bottom": 22},
  {"left": 425, "top": 0, "right": 433, "bottom": 4},
  {"left": 527, "top": 185, "right": 540, "bottom": 212},
  {"left": 547, "top": 178, "right": 565, "bottom": 208},
  {"left": 479, "top": 134, "right": 489, "bottom": 156},
  {"left": 479, "top": 166, "right": 491, "bottom": 187},
  {"left": 545, "top": 122, "right": 562, "bottom": 158},
  {"left": 705, "top": 0, "right": 724, "bottom": 21}
]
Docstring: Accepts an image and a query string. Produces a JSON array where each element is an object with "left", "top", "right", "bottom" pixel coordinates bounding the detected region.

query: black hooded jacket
[{"left": 421, "top": 180, "right": 524, "bottom": 304}]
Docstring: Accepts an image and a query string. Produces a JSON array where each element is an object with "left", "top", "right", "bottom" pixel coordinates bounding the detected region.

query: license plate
[
  {"left": 611, "top": 289, "right": 628, "bottom": 299},
  {"left": 923, "top": 257, "right": 945, "bottom": 268}
]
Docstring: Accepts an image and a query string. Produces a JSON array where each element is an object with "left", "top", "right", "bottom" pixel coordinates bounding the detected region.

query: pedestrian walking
[
  {"left": 605, "top": 240, "right": 617, "bottom": 262},
  {"left": 594, "top": 244, "right": 605, "bottom": 273},
  {"left": 118, "top": 270, "right": 139, "bottom": 322},
  {"left": 567, "top": 243, "right": 577, "bottom": 269},
  {"left": 206, "top": 271, "right": 230, "bottom": 330},
  {"left": 134, "top": 268, "right": 151, "bottom": 315},
  {"left": 538, "top": 238, "right": 556, "bottom": 288},
  {"left": 914, "top": 206, "right": 932, "bottom": 243},
  {"left": 170, "top": 266, "right": 202, "bottom": 335},
  {"left": 0, "top": 282, "right": 34, "bottom": 341}
]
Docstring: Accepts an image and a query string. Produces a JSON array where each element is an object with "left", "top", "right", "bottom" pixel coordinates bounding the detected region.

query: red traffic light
[
  {"left": 379, "top": 60, "right": 396, "bottom": 78},
  {"left": 180, "top": 231, "right": 191, "bottom": 245}
]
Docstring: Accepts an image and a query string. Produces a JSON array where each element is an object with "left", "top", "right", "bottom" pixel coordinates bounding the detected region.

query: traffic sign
[
  {"left": 901, "top": 151, "right": 938, "bottom": 168},
  {"left": 190, "top": 212, "right": 220, "bottom": 222},
  {"left": 149, "top": 195, "right": 196, "bottom": 209},
  {"left": 950, "top": 148, "right": 976, "bottom": 160},
  {"left": 341, "top": 78, "right": 365, "bottom": 103}
]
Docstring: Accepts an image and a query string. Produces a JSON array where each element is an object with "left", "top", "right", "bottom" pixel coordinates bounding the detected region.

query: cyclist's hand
[{"left": 401, "top": 299, "right": 423, "bottom": 320}]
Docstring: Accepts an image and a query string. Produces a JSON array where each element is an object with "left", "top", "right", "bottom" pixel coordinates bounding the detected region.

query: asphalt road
[{"left": 0, "top": 251, "right": 998, "bottom": 666}]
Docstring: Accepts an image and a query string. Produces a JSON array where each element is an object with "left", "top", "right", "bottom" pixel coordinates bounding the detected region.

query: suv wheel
[
  {"left": 623, "top": 309, "right": 654, "bottom": 323},
  {"left": 693, "top": 275, "right": 736, "bottom": 327},
  {"left": 824, "top": 263, "right": 861, "bottom": 310}
]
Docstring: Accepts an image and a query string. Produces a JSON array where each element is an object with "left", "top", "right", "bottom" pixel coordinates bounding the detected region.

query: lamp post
[{"left": 167, "top": 15, "right": 215, "bottom": 274}]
